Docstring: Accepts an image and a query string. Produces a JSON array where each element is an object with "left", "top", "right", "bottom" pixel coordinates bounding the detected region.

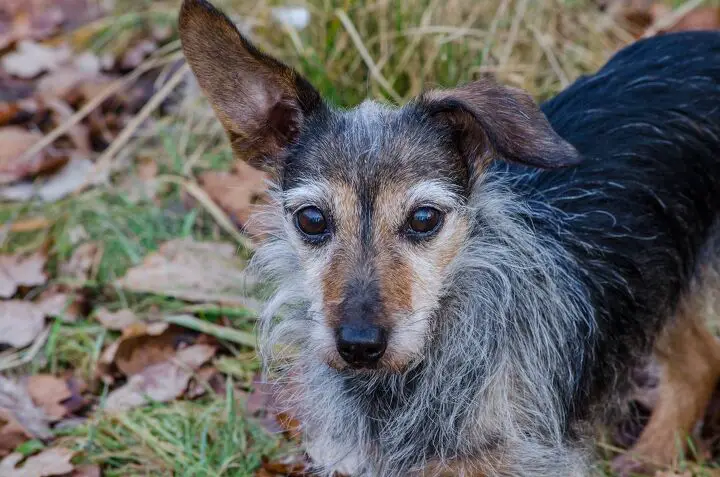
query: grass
[
  {"left": 3, "top": 0, "right": 719, "bottom": 475},
  {"left": 57, "top": 382, "right": 285, "bottom": 477}
]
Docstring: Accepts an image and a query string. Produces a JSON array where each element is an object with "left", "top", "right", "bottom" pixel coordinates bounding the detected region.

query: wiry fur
[{"left": 178, "top": 3, "right": 720, "bottom": 474}]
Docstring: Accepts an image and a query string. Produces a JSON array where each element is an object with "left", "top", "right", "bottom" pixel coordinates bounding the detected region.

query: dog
[{"left": 178, "top": 1, "right": 720, "bottom": 475}]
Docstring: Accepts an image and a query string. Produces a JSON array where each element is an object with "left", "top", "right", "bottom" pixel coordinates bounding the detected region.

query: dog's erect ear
[
  {"left": 179, "top": 0, "right": 322, "bottom": 170},
  {"left": 421, "top": 77, "right": 580, "bottom": 170}
]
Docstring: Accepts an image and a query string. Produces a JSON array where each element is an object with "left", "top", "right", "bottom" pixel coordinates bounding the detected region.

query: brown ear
[
  {"left": 179, "top": 0, "right": 322, "bottom": 170},
  {"left": 421, "top": 77, "right": 580, "bottom": 170}
]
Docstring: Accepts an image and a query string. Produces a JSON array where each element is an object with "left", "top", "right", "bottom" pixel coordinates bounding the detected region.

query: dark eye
[
  {"left": 295, "top": 206, "right": 328, "bottom": 238},
  {"left": 405, "top": 207, "right": 443, "bottom": 237}
]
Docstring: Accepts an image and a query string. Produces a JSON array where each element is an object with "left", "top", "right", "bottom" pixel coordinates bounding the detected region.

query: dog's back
[{"left": 513, "top": 31, "right": 720, "bottom": 471}]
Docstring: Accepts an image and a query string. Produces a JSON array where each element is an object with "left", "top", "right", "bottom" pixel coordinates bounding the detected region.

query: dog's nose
[{"left": 336, "top": 325, "right": 387, "bottom": 367}]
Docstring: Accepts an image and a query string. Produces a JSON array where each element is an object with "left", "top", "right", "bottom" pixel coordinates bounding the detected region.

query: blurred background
[{"left": 1, "top": 0, "right": 719, "bottom": 476}]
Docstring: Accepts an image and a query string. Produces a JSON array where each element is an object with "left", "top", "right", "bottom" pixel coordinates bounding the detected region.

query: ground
[{"left": 1, "top": 0, "right": 720, "bottom": 476}]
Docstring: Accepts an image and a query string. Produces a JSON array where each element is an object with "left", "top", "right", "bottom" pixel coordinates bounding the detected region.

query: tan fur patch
[
  {"left": 614, "top": 263, "right": 720, "bottom": 475},
  {"left": 321, "top": 182, "right": 360, "bottom": 328}
]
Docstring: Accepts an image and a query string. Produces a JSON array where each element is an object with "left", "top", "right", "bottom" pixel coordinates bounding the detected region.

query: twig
[
  {"left": 498, "top": 0, "right": 529, "bottom": 69},
  {"left": 17, "top": 52, "right": 183, "bottom": 163},
  {"left": 335, "top": 9, "right": 402, "bottom": 104},
  {"left": 155, "top": 175, "right": 255, "bottom": 251},
  {"left": 164, "top": 314, "right": 257, "bottom": 348},
  {"left": 9, "top": 217, "right": 52, "bottom": 233},
  {"left": 529, "top": 24, "right": 570, "bottom": 88},
  {"left": 0, "top": 327, "right": 50, "bottom": 372},
  {"left": 643, "top": 0, "right": 705, "bottom": 38},
  {"left": 89, "top": 64, "right": 190, "bottom": 185}
]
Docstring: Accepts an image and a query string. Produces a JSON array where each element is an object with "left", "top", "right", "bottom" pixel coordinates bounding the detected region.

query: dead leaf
[
  {"left": 0, "top": 127, "right": 64, "bottom": 185},
  {"left": 93, "top": 307, "right": 138, "bottom": 331},
  {"left": 0, "top": 376, "right": 52, "bottom": 456},
  {"left": 199, "top": 160, "right": 269, "bottom": 237},
  {"left": 104, "top": 344, "right": 216, "bottom": 412},
  {"left": 70, "top": 464, "right": 101, "bottom": 477},
  {"left": 2, "top": 41, "right": 72, "bottom": 78},
  {"left": 98, "top": 322, "right": 203, "bottom": 378},
  {"left": 260, "top": 454, "right": 310, "bottom": 476},
  {"left": 660, "top": 7, "right": 720, "bottom": 34},
  {"left": 59, "top": 242, "right": 100, "bottom": 282},
  {"left": 0, "top": 252, "right": 46, "bottom": 298},
  {"left": 0, "top": 0, "right": 104, "bottom": 49},
  {"left": 186, "top": 366, "right": 222, "bottom": 399},
  {"left": 115, "top": 238, "right": 256, "bottom": 305},
  {"left": 25, "top": 375, "right": 71, "bottom": 421},
  {"left": 0, "top": 156, "right": 96, "bottom": 202},
  {"left": 36, "top": 292, "right": 77, "bottom": 323},
  {"left": 0, "top": 300, "right": 46, "bottom": 348},
  {"left": 0, "top": 447, "right": 74, "bottom": 477},
  {"left": 37, "top": 61, "right": 110, "bottom": 103},
  {"left": 0, "top": 410, "right": 31, "bottom": 457}
]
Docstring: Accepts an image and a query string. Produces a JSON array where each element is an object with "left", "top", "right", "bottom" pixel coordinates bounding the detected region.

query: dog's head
[{"left": 179, "top": 0, "right": 580, "bottom": 372}]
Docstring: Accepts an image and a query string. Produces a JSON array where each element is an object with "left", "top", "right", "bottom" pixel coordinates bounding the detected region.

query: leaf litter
[
  {"left": 0, "top": 252, "right": 47, "bottom": 298},
  {"left": 115, "top": 238, "right": 258, "bottom": 304}
]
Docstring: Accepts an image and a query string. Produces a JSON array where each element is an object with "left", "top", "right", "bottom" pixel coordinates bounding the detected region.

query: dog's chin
[{"left": 322, "top": 350, "right": 420, "bottom": 375}]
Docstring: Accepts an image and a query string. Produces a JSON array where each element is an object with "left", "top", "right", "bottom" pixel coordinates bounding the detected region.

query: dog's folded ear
[
  {"left": 420, "top": 77, "right": 581, "bottom": 170},
  {"left": 179, "top": 0, "right": 323, "bottom": 171}
]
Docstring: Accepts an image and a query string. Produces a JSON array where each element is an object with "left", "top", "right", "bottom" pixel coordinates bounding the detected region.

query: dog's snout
[{"left": 336, "top": 325, "right": 387, "bottom": 367}]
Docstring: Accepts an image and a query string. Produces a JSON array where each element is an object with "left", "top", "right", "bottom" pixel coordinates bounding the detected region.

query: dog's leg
[{"left": 613, "top": 268, "right": 720, "bottom": 475}]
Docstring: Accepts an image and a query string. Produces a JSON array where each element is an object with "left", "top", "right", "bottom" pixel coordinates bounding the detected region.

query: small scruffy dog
[{"left": 179, "top": 1, "right": 720, "bottom": 475}]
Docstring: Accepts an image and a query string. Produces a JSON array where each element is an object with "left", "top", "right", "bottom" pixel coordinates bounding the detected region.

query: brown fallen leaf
[
  {"left": 104, "top": 344, "right": 217, "bottom": 412},
  {"left": 186, "top": 366, "right": 222, "bottom": 399},
  {"left": 25, "top": 375, "right": 72, "bottom": 421},
  {"left": 0, "top": 300, "right": 46, "bottom": 348},
  {"left": 0, "top": 447, "right": 75, "bottom": 477},
  {"left": 36, "top": 291, "right": 79, "bottom": 323},
  {"left": 97, "top": 322, "right": 206, "bottom": 379},
  {"left": 0, "top": 376, "right": 52, "bottom": 456},
  {"left": 199, "top": 160, "right": 269, "bottom": 237},
  {"left": 260, "top": 454, "right": 311, "bottom": 476},
  {"left": 0, "top": 126, "right": 64, "bottom": 185},
  {"left": 2, "top": 41, "right": 72, "bottom": 79},
  {"left": 0, "top": 0, "right": 104, "bottom": 49},
  {"left": 0, "top": 251, "right": 46, "bottom": 298},
  {"left": 0, "top": 155, "right": 96, "bottom": 203},
  {"left": 660, "top": 7, "right": 720, "bottom": 34},
  {"left": 70, "top": 464, "right": 101, "bottom": 477},
  {"left": 59, "top": 242, "right": 101, "bottom": 283},
  {"left": 94, "top": 307, "right": 139, "bottom": 331},
  {"left": 115, "top": 238, "right": 257, "bottom": 305}
]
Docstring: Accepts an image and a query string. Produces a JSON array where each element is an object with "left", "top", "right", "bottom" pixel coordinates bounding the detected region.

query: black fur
[{"left": 520, "top": 31, "right": 720, "bottom": 423}]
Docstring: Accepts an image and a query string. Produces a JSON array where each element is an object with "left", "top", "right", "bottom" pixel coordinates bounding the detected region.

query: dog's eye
[
  {"left": 405, "top": 207, "right": 443, "bottom": 237},
  {"left": 295, "top": 206, "right": 328, "bottom": 238}
]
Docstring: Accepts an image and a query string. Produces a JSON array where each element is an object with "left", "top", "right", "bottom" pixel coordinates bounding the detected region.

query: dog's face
[{"left": 179, "top": 0, "right": 580, "bottom": 372}]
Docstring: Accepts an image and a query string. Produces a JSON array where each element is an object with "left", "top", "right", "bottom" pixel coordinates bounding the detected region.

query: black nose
[{"left": 336, "top": 325, "right": 387, "bottom": 367}]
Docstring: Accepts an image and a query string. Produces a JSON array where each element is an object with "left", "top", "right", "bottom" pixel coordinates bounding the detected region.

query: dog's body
[{"left": 178, "top": 2, "right": 720, "bottom": 475}]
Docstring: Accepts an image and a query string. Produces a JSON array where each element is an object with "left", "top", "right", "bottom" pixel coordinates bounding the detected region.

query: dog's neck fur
[{"left": 255, "top": 174, "right": 596, "bottom": 476}]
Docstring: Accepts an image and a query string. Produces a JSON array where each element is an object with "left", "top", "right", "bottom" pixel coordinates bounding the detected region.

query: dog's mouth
[{"left": 323, "top": 347, "right": 419, "bottom": 375}]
